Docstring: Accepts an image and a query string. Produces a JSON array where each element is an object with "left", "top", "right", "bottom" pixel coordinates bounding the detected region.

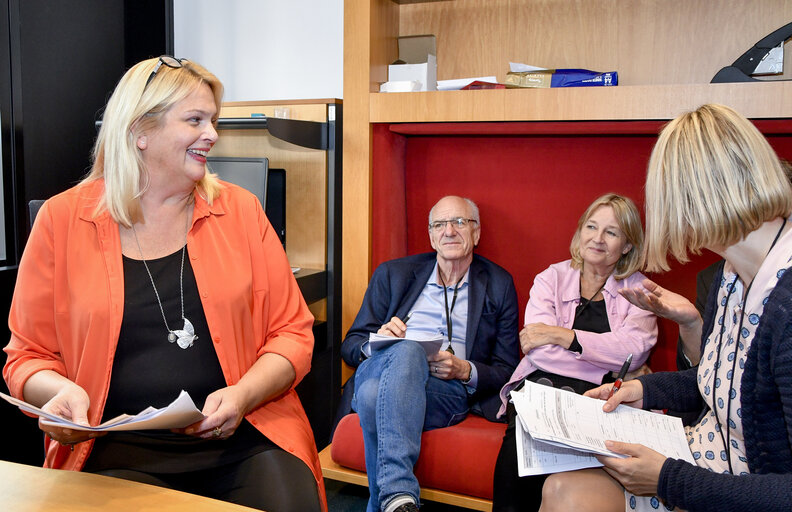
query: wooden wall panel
[
  {"left": 398, "top": 0, "right": 792, "bottom": 85},
  {"left": 212, "top": 102, "right": 327, "bottom": 270}
]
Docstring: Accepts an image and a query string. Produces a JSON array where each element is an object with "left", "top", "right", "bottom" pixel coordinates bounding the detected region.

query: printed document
[
  {"left": 515, "top": 413, "right": 602, "bottom": 476},
  {"left": 1, "top": 389, "right": 205, "bottom": 432},
  {"left": 510, "top": 381, "right": 694, "bottom": 475},
  {"left": 368, "top": 332, "right": 444, "bottom": 356}
]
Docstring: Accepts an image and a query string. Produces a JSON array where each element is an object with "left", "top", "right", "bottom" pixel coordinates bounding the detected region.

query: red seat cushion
[{"left": 331, "top": 413, "right": 506, "bottom": 500}]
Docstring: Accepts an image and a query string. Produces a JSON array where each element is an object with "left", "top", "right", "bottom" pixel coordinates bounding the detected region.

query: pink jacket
[
  {"left": 498, "top": 260, "right": 657, "bottom": 417},
  {"left": 3, "top": 179, "right": 326, "bottom": 509}
]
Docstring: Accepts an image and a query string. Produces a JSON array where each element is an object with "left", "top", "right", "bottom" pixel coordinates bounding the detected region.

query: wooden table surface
[{"left": 0, "top": 460, "right": 258, "bottom": 511}]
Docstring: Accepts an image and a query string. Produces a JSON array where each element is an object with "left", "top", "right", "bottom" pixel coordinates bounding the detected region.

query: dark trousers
[
  {"left": 90, "top": 448, "right": 322, "bottom": 512},
  {"left": 492, "top": 403, "right": 548, "bottom": 512}
]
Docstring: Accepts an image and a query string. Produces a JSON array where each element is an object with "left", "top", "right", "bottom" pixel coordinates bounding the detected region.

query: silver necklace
[{"left": 130, "top": 212, "right": 197, "bottom": 349}]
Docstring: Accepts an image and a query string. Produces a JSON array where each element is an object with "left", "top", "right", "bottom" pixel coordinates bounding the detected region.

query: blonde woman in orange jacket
[{"left": 3, "top": 57, "right": 325, "bottom": 512}]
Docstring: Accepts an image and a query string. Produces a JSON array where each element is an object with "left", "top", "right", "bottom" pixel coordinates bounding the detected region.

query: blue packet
[{"left": 551, "top": 69, "right": 618, "bottom": 87}]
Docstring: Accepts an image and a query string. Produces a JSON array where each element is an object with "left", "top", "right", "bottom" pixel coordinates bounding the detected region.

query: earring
[{"left": 137, "top": 136, "right": 147, "bottom": 149}]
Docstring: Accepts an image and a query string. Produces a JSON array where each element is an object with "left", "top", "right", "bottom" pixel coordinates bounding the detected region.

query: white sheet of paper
[
  {"left": 511, "top": 381, "right": 694, "bottom": 463},
  {"left": 368, "top": 332, "right": 444, "bottom": 356},
  {"left": 437, "top": 76, "right": 498, "bottom": 91},
  {"left": 515, "top": 412, "right": 603, "bottom": 476},
  {"left": 2, "top": 390, "right": 205, "bottom": 432},
  {"left": 509, "top": 62, "right": 548, "bottom": 73}
]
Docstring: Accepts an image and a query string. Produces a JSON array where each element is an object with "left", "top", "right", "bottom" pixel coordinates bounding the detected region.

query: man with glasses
[{"left": 340, "top": 196, "right": 520, "bottom": 512}]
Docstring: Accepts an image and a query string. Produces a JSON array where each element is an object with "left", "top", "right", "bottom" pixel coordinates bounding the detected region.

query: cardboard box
[
  {"left": 398, "top": 35, "right": 436, "bottom": 64},
  {"left": 389, "top": 54, "right": 437, "bottom": 91}
]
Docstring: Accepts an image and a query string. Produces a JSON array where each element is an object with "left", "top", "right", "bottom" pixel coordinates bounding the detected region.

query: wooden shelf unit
[
  {"left": 342, "top": 0, "right": 792, "bottom": 347},
  {"left": 369, "top": 81, "right": 792, "bottom": 122}
]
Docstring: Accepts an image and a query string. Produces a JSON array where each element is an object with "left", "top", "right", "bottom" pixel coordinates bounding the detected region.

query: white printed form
[
  {"left": 511, "top": 381, "right": 694, "bottom": 469},
  {"left": 514, "top": 412, "right": 602, "bottom": 476},
  {"left": 1, "top": 390, "right": 205, "bottom": 432}
]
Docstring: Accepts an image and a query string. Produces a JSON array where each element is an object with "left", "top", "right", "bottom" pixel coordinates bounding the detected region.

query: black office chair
[{"left": 28, "top": 199, "right": 45, "bottom": 232}]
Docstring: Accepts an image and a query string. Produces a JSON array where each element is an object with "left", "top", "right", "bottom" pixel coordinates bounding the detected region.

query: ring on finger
[{"left": 212, "top": 426, "right": 223, "bottom": 438}]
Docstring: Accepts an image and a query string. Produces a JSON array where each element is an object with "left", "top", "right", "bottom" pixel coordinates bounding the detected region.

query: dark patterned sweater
[{"left": 638, "top": 266, "right": 792, "bottom": 512}]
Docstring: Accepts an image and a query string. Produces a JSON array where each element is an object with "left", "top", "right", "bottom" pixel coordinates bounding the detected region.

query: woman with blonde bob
[
  {"left": 3, "top": 56, "right": 325, "bottom": 511},
  {"left": 539, "top": 104, "right": 792, "bottom": 512},
  {"left": 492, "top": 193, "right": 658, "bottom": 512}
]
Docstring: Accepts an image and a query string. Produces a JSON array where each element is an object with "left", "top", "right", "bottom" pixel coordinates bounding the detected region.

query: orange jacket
[{"left": 3, "top": 179, "right": 326, "bottom": 509}]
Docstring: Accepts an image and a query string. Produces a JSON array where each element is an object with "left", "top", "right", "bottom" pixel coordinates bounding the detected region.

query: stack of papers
[
  {"left": 510, "top": 381, "right": 694, "bottom": 476},
  {"left": 1, "top": 390, "right": 205, "bottom": 432},
  {"left": 437, "top": 76, "right": 498, "bottom": 91},
  {"left": 368, "top": 332, "right": 444, "bottom": 356}
]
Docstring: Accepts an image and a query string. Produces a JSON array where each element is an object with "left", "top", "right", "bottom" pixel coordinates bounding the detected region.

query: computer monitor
[
  {"left": 207, "top": 156, "right": 269, "bottom": 207},
  {"left": 207, "top": 156, "right": 286, "bottom": 246},
  {"left": 266, "top": 168, "right": 286, "bottom": 246}
]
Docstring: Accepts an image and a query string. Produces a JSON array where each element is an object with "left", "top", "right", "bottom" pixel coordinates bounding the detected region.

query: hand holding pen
[
  {"left": 607, "top": 353, "right": 633, "bottom": 399},
  {"left": 376, "top": 313, "right": 411, "bottom": 338},
  {"left": 584, "top": 355, "right": 644, "bottom": 412}
]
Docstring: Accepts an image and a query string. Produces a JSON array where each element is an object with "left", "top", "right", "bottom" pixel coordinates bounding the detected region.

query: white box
[{"left": 388, "top": 54, "right": 437, "bottom": 91}]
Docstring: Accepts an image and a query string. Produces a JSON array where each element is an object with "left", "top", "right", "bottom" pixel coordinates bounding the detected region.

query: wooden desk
[{"left": 0, "top": 460, "right": 257, "bottom": 511}]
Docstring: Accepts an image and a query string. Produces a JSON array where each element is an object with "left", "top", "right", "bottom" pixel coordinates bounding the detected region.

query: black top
[
  {"left": 568, "top": 297, "right": 610, "bottom": 353},
  {"left": 84, "top": 248, "right": 273, "bottom": 474},
  {"left": 525, "top": 297, "right": 612, "bottom": 393},
  {"left": 569, "top": 297, "right": 610, "bottom": 353}
]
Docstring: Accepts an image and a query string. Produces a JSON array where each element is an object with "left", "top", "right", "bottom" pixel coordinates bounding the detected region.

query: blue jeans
[{"left": 352, "top": 340, "right": 470, "bottom": 512}]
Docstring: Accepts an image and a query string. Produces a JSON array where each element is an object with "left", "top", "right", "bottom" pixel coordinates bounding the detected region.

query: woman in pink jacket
[{"left": 492, "top": 193, "right": 657, "bottom": 512}]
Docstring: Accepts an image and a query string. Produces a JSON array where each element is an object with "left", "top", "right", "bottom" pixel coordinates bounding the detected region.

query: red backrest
[{"left": 370, "top": 120, "right": 792, "bottom": 371}]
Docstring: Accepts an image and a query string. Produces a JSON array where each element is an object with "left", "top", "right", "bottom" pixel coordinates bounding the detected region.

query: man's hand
[
  {"left": 377, "top": 316, "right": 408, "bottom": 338},
  {"left": 427, "top": 350, "right": 471, "bottom": 381},
  {"left": 519, "top": 323, "right": 575, "bottom": 354}
]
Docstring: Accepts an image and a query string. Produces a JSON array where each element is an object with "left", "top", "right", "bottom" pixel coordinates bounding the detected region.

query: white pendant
[{"left": 171, "top": 318, "right": 197, "bottom": 349}]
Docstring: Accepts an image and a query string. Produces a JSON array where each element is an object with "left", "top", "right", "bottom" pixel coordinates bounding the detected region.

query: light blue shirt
[
  {"left": 401, "top": 263, "right": 478, "bottom": 390},
  {"left": 361, "top": 262, "right": 478, "bottom": 389}
]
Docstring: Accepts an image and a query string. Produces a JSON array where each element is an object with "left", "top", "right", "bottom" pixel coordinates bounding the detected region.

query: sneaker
[{"left": 393, "top": 503, "right": 419, "bottom": 512}]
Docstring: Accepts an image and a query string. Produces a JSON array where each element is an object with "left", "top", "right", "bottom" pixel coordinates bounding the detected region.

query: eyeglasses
[
  {"left": 145, "top": 56, "right": 188, "bottom": 89},
  {"left": 429, "top": 218, "right": 478, "bottom": 232}
]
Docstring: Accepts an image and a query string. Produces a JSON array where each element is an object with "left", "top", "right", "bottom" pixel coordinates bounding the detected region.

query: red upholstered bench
[{"left": 320, "top": 412, "right": 506, "bottom": 511}]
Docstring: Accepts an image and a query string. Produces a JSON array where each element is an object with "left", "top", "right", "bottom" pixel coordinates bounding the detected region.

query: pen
[
  {"left": 608, "top": 353, "right": 633, "bottom": 399},
  {"left": 402, "top": 313, "right": 411, "bottom": 325}
]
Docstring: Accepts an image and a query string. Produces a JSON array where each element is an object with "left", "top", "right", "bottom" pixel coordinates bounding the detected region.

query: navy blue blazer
[{"left": 339, "top": 252, "right": 520, "bottom": 422}]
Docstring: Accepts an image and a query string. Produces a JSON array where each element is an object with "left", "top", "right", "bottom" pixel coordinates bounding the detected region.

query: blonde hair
[
  {"left": 570, "top": 193, "right": 644, "bottom": 280},
  {"left": 644, "top": 104, "right": 792, "bottom": 272},
  {"left": 84, "top": 57, "right": 224, "bottom": 226}
]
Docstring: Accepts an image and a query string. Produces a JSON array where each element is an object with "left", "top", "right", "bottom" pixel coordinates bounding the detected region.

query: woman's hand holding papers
[
  {"left": 596, "top": 441, "right": 666, "bottom": 496},
  {"left": 178, "top": 385, "right": 246, "bottom": 440},
  {"left": 584, "top": 378, "right": 644, "bottom": 411},
  {"left": 586, "top": 376, "right": 665, "bottom": 497},
  {"left": 30, "top": 372, "right": 103, "bottom": 447}
]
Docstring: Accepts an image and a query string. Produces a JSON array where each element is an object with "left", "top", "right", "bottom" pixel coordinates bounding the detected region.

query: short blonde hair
[
  {"left": 84, "top": 57, "right": 224, "bottom": 227},
  {"left": 644, "top": 104, "right": 792, "bottom": 272},
  {"left": 570, "top": 193, "right": 644, "bottom": 280}
]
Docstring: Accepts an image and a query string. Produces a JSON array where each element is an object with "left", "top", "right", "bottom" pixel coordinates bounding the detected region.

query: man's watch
[{"left": 462, "top": 361, "right": 473, "bottom": 383}]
